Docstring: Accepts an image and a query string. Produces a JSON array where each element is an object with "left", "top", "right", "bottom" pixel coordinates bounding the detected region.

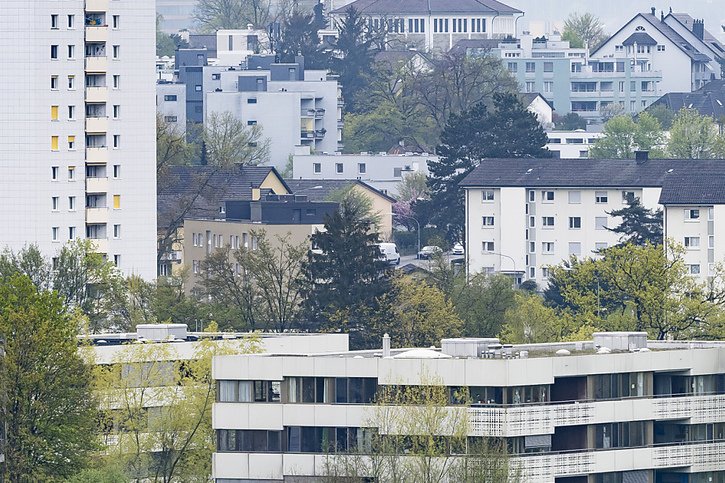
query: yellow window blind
[
  {"left": 51, "top": 105, "right": 58, "bottom": 120},
  {"left": 51, "top": 136, "right": 59, "bottom": 150},
  {"left": 113, "top": 195, "right": 120, "bottom": 209}
]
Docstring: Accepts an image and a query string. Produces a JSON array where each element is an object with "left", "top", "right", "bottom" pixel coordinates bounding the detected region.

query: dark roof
[
  {"left": 331, "top": 0, "right": 521, "bottom": 15},
  {"left": 647, "top": 80, "right": 725, "bottom": 118},
  {"left": 659, "top": 172, "right": 725, "bottom": 204},
  {"left": 285, "top": 179, "right": 397, "bottom": 203},
  {"left": 374, "top": 50, "right": 418, "bottom": 65},
  {"left": 592, "top": 12, "right": 712, "bottom": 62},
  {"left": 449, "top": 38, "right": 503, "bottom": 55},
  {"left": 668, "top": 13, "right": 725, "bottom": 60},
  {"left": 459, "top": 159, "right": 725, "bottom": 195},
  {"left": 622, "top": 32, "right": 658, "bottom": 46},
  {"left": 158, "top": 165, "right": 288, "bottom": 228},
  {"left": 520, "top": 92, "right": 554, "bottom": 110}
]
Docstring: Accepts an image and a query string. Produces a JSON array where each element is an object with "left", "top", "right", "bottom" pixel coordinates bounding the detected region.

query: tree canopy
[
  {"left": 203, "top": 111, "right": 270, "bottom": 166},
  {"left": 590, "top": 113, "right": 664, "bottom": 158},
  {"left": 193, "top": 0, "right": 272, "bottom": 32},
  {"left": 606, "top": 197, "right": 663, "bottom": 246},
  {"left": 562, "top": 12, "right": 607, "bottom": 49}
]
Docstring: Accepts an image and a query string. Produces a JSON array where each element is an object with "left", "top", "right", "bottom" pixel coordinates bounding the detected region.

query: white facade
[
  {"left": 592, "top": 11, "right": 723, "bottom": 93},
  {"left": 205, "top": 69, "right": 342, "bottom": 170},
  {"left": 546, "top": 131, "right": 604, "bottom": 159},
  {"left": 156, "top": 82, "right": 187, "bottom": 128},
  {"left": 0, "top": 0, "right": 157, "bottom": 279},
  {"left": 663, "top": 205, "right": 724, "bottom": 279},
  {"left": 211, "top": 333, "right": 725, "bottom": 482},
  {"left": 292, "top": 152, "right": 433, "bottom": 197},
  {"left": 215, "top": 28, "right": 269, "bottom": 65}
]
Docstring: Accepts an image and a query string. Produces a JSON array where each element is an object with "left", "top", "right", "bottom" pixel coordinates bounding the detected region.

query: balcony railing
[
  {"left": 469, "top": 402, "right": 595, "bottom": 437},
  {"left": 652, "top": 394, "right": 725, "bottom": 423}
]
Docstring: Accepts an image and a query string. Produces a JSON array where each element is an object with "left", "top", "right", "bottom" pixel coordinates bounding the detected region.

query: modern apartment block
[
  {"left": 0, "top": 0, "right": 157, "bottom": 279},
  {"left": 211, "top": 332, "right": 725, "bottom": 482},
  {"left": 546, "top": 131, "right": 604, "bottom": 159},
  {"left": 592, "top": 10, "right": 724, "bottom": 93},
  {"left": 156, "top": 81, "right": 187, "bottom": 128},
  {"left": 292, "top": 151, "right": 433, "bottom": 197},
  {"left": 330, "top": 0, "right": 521, "bottom": 52},
  {"left": 463, "top": 34, "right": 663, "bottom": 120},
  {"left": 460, "top": 157, "right": 725, "bottom": 286}
]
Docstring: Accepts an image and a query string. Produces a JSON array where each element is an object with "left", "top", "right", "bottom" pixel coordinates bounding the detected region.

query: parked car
[
  {"left": 451, "top": 243, "right": 465, "bottom": 256},
  {"left": 377, "top": 242, "right": 401, "bottom": 265},
  {"left": 417, "top": 245, "right": 443, "bottom": 260}
]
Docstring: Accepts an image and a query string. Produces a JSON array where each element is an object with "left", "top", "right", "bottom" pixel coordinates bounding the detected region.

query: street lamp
[
  {"left": 389, "top": 213, "right": 421, "bottom": 255},
  {"left": 488, "top": 252, "right": 521, "bottom": 286}
]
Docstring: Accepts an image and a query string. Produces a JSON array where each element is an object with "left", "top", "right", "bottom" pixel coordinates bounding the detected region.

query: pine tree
[
  {"left": 277, "top": 11, "right": 329, "bottom": 69},
  {"left": 425, "top": 93, "right": 550, "bottom": 242},
  {"left": 606, "top": 197, "right": 663, "bottom": 246},
  {"left": 301, "top": 195, "right": 392, "bottom": 348}
]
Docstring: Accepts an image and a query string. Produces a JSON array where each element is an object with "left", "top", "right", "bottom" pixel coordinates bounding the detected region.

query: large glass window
[
  {"left": 594, "top": 421, "right": 645, "bottom": 449},
  {"left": 285, "top": 426, "right": 374, "bottom": 453},
  {"left": 217, "top": 429, "right": 281, "bottom": 452},
  {"left": 217, "top": 380, "right": 280, "bottom": 402},
  {"left": 593, "top": 373, "right": 645, "bottom": 400},
  {"left": 507, "top": 385, "right": 549, "bottom": 405}
]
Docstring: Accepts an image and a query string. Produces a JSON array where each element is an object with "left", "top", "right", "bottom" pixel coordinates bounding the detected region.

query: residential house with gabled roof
[
  {"left": 329, "top": 0, "right": 522, "bottom": 52},
  {"left": 647, "top": 80, "right": 725, "bottom": 122},
  {"left": 592, "top": 8, "right": 723, "bottom": 94}
]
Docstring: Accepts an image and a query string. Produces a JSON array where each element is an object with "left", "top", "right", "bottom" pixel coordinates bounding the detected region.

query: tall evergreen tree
[
  {"left": 301, "top": 195, "right": 392, "bottom": 349},
  {"left": 277, "top": 11, "right": 329, "bottom": 69},
  {"left": 330, "top": 6, "right": 380, "bottom": 112},
  {"left": 424, "top": 93, "right": 549, "bottom": 242},
  {"left": 606, "top": 197, "right": 663, "bottom": 246}
]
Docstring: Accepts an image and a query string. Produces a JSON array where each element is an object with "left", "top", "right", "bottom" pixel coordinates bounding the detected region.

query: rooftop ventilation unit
[
  {"left": 593, "top": 332, "right": 647, "bottom": 351},
  {"left": 441, "top": 338, "right": 500, "bottom": 358}
]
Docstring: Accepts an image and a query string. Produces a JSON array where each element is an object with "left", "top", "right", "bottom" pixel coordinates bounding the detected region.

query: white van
[{"left": 377, "top": 242, "right": 400, "bottom": 265}]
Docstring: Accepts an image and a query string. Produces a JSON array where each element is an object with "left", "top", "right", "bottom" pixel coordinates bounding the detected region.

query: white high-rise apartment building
[{"left": 0, "top": 0, "right": 156, "bottom": 279}]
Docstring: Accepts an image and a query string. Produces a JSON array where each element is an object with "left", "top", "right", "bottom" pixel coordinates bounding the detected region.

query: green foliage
[
  {"left": 590, "top": 113, "right": 665, "bottom": 158},
  {"left": 157, "top": 114, "right": 198, "bottom": 175},
  {"left": 67, "top": 464, "right": 129, "bottom": 483},
  {"left": 554, "top": 112, "right": 587, "bottom": 130},
  {"left": 562, "top": 12, "right": 607, "bottom": 49},
  {"left": 453, "top": 273, "right": 517, "bottom": 337},
  {"left": 193, "top": 0, "right": 271, "bottom": 31},
  {"left": 203, "top": 111, "right": 270, "bottom": 166},
  {"left": 0, "top": 275, "right": 98, "bottom": 481},
  {"left": 301, "top": 196, "right": 392, "bottom": 348},
  {"left": 277, "top": 11, "right": 329, "bottom": 69},
  {"left": 646, "top": 104, "right": 675, "bottom": 129},
  {"left": 426, "top": 93, "right": 550, "bottom": 242},
  {"left": 500, "top": 292, "right": 576, "bottom": 344},
  {"left": 606, "top": 197, "right": 663, "bottom": 246},
  {"left": 667, "top": 108, "right": 724, "bottom": 159}
]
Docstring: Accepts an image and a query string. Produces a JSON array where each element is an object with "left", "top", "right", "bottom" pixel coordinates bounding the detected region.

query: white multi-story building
[
  {"left": 592, "top": 9, "right": 724, "bottom": 93},
  {"left": 330, "top": 0, "right": 522, "bottom": 52},
  {"left": 461, "top": 157, "right": 725, "bottom": 286},
  {"left": 0, "top": 0, "right": 157, "bottom": 279},
  {"left": 292, "top": 151, "right": 433, "bottom": 197},
  {"left": 156, "top": 82, "right": 187, "bottom": 128},
  {"left": 546, "top": 131, "right": 604, "bottom": 159},
  {"left": 211, "top": 332, "right": 725, "bottom": 482}
]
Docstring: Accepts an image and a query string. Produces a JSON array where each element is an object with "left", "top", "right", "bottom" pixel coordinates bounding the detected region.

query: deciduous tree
[
  {"left": 590, "top": 113, "right": 664, "bottom": 159},
  {"left": 203, "top": 111, "right": 270, "bottom": 166},
  {"left": 667, "top": 108, "right": 723, "bottom": 159},
  {"left": 562, "top": 12, "right": 607, "bottom": 49},
  {"left": 193, "top": 0, "right": 271, "bottom": 31}
]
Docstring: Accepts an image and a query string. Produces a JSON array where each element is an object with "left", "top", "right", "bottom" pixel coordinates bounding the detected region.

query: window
[
  {"left": 113, "top": 195, "right": 121, "bottom": 209},
  {"left": 66, "top": 135, "right": 75, "bottom": 150},
  {"left": 313, "top": 163, "right": 321, "bottom": 174},
  {"left": 51, "top": 76, "right": 58, "bottom": 89},
  {"left": 52, "top": 197, "right": 59, "bottom": 211},
  {"left": 68, "top": 227, "right": 76, "bottom": 239},
  {"left": 69, "top": 196, "right": 76, "bottom": 211},
  {"left": 113, "top": 224, "right": 121, "bottom": 238},
  {"left": 192, "top": 260, "right": 200, "bottom": 274},
  {"left": 569, "top": 217, "right": 581, "bottom": 229},
  {"left": 542, "top": 191, "right": 554, "bottom": 202},
  {"left": 335, "top": 163, "right": 343, "bottom": 174},
  {"left": 113, "top": 135, "right": 120, "bottom": 148},
  {"left": 684, "top": 236, "right": 700, "bottom": 248},
  {"left": 164, "top": 116, "right": 177, "bottom": 122},
  {"left": 529, "top": 242, "right": 535, "bottom": 253},
  {"left": 708, "top": 207, "right": 714, "bottom": 220},
  {"left": 358, "top": 163, "right": 366, "bottom": 174},
  {"left": 543, "top": 81, "right": 553, "bottom": 93},
  {"left": 113, "top": 105, "right": 120, "bottom": 118},
  {"left": 709, "top": 235, "right": 715, "bottom": 249},
  {"left": 112, "top": 45, "right": 120, "bottom": 59},
  {"left": 393, "top": 167, "right": 403, "bottom": 177},
  {"left": 51, "top": 45, "right": 58, "bottom": 59},
  {"left": 113, "top": 255, "right": 121, "bottom": 267},
  {"left": 595, "top": 421, "right": 645, "bottom": 449},
  {"left": 68, "top": 166, "right": 75, "bottom": 180},
  {"left": 52, "top": 227, "right": 59, "bottom": 242},
  {"left": 68, "top": 14, "right": 75, "bottom": 28},
  {"left": 685, "top": 209, "right": 700, "bottom": 220},
  {"left": 247, "top": 120, "right": 257, "bottom": 126},
  {"left": 595, "top": 217, "right": 608, "bottom": 230},
  {"left": 247, "top": 98, "right": 257, "bottom": 104},
  {"left": 569, "top": 242, "right": 582, "bottom": 256},
  {"left": 529, "top": 216, "right": 535, "bottom": 227},
  {"left": 507, "top": 62, "right": 518, "bottom": 73},
  {"left": 525, "top": 62, "right": 535, "bottom": 73},
  {"left": 51, "top": 105, "right": 59, "bottom": 121},
  {"left": 525, "top": 81, "right": 535, "bottom": 93},
  {"left": 622, "top": 191, "right": 636, "bottom": 203},
  {"left": 163, "top": 95, "right": 177, "bottom": 101},
  {"left": 542, "top": 216, "right": 554, "bottom": 228},
  {"left": 113, "top": 165, "right": 121, "bottom": 178},
  {"left": 482, "top": 190, "right": 494, "bottom": 202},
  {"left": 542, "top": 242, "right": 554, "bottom": 253},
  {"left": 52, "top": 166, "right": 59, "bottom": 180},
  {"left": 595, "top": 191, "right": 608, "bottom": 203},
  {"left": 112, "top": 15, "right": 119, "bottom": 28},
  {"left": 51, "top": 136, "right": 59, "bottom": 151},
  {"left": 528, "top": 190, "right": 535, "bottom": 202},
  {"left": 568, "top": 191, "right": 581, "bottom": 204},
  {"left": 481, "top": 216, "right": 495, "bottom": 227},
  {"left": 67, "top": 45, "right": 75, "bottom": 59},
  {"left": 482, "top": 241, "right": 495, "bottom": 252},
  {"left": 67, "top": 75, "right": 75, "bottom": 89},
  {"left": 68, "top": 105, "right": 75, "bottom": 120},
  {"left": 113, "top": 75, "right": 120, "bottom": 89},
  {"left": 51, "top": 14, "right": 58, "bottom": 29},
  {"left": 657, "top": 45, "right": 665, "bottom": 51},
  {"left": 194, "top": 84, "right": 202, "bottom": 92}
]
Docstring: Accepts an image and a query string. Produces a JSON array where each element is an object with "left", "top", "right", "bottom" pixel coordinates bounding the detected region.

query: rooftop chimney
[
  {"left": 693, "top": 19, "right": 705, "bottom": 41},
  {"left": 650, "top": 7, "right": 656, "bottom": 16},
  {"left": 382, "top": 333, "right": 391, "bottom": 358},
  {"left": 635, "top": 150, "right": 649, "bottom": 164}
]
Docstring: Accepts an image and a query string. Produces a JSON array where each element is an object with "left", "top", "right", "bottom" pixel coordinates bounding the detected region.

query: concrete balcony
[
  {"left": 652, "top": 441, "right": 725, "bottom": 472},
  {"left": 86, "top": 147, "right": 108, "bottom": 162},
  {"left": 85, "top": 0, "right": 109, "bottom": 11},
  {"left": 85, "top": 56, "right": 108, "bottom": 73},
  {"left": 652, "top": 394, "right": 725, "bottom": 424},
  {"left": 85, "top": 86, "right": 108, "bottom": 103},
  {"left": 85, "top": 177, "right": 108, "bottom": 193},
  {"left": 89, "top": 238, "right": 109, "bottom": 254},
  {"left": 85, "top": 117, "right": 108, "bottom": 134},
  {"left": 86, "top": 207, "right": 108, "bottom": 224},
  {"left": 517, "top": 451, "right": 595, "bottom": 480},
  {"left": 469, "top": 402, "right": 595, "bottom": 437},
  {"left": 85, "top": 26, "right": 108, "bottom": 43}
]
